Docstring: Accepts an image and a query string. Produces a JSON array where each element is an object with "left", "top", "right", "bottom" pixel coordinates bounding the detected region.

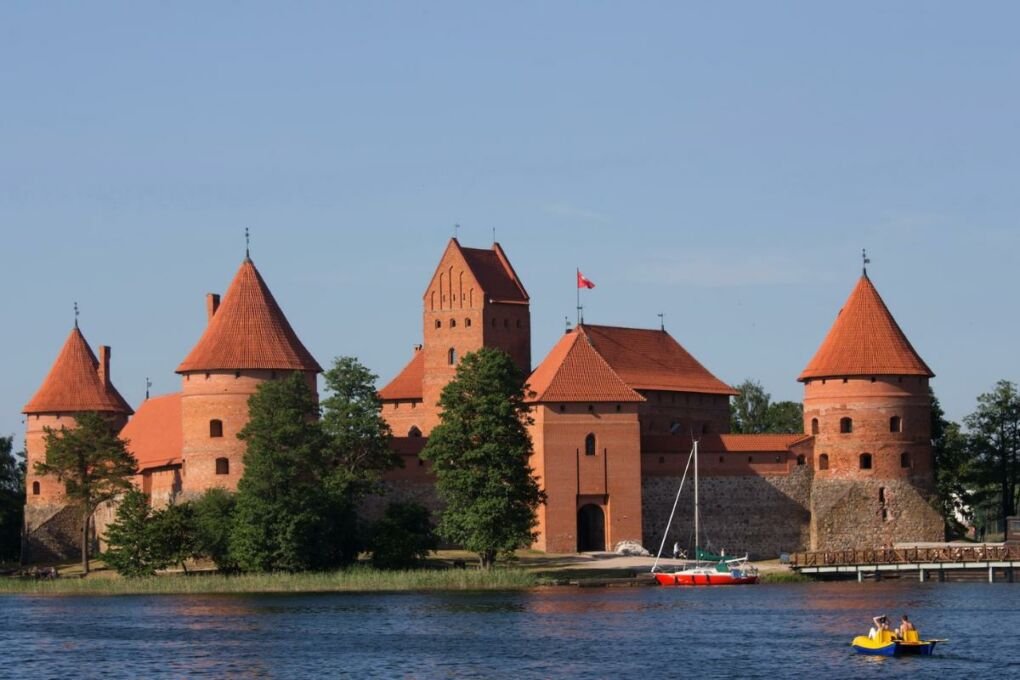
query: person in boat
[
  {"left": 898, "top": 615, "right": 915, "bottom": 639},
  {"left": 868, "top": 615, "right": 891, "bottom": 640},
  {"left": 672, "top": 542, "right": 680, "bottom": 560}
]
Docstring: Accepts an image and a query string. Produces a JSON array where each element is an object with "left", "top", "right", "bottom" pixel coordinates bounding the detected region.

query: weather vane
[
  {"left": 73, "top": 301, "right": 79, "bottom": 328},
  {"left": 245, "top": 227, "right": 251, "bottom": 258},
  {"left": 657, "top": 312, "right": 664, "bottom": 331},
  {"left": 145, "top": 377, "right": 152, "bottom": 400},
  {"left": 862, "top": 248, "right": 871, "bottom": 275},
  {"left": 454, "top": 223, "right": 460, "bottom": 239}
]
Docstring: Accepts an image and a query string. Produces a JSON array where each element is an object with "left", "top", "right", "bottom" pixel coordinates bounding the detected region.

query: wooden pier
[{"left": 790, "top": 544, "right": 1020, "bottom": 582}]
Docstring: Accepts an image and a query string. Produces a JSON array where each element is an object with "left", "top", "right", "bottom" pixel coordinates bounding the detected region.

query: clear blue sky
[{"left": 3, "top": 2, "right": 1018, "bottom": 444}]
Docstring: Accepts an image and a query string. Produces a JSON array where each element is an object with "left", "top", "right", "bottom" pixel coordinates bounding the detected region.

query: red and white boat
[{"left": 651, "top": 439, "right": 759, "bottom": 587}]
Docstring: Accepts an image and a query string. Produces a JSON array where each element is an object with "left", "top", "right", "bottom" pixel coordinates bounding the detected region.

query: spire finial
[
  {"left": 565, "top": 315, "right": 571, "bottom": 332},
  {"left": 862, "top": 248, "right": 870, "bottom": 276},
  {"left": 492, "top": 226, "right": 496, "bottom": 244},
  {"left": 657, "top": 312, "right": 665, "bottom": 331},
  {"left": 454, "top": 223, "right": 460, "bottom": 240},
  {"left": 145, "top": 377, "right": 152, "bottom": 401},
  {"left": 73, "top": 301, "right": 79, "bottom": 328},
  {"left": 245, "top": 228, "right": 251, "bottom": 259}
]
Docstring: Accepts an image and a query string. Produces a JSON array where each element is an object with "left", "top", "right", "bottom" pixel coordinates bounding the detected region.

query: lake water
[{"left": 1, "top": 581, "right": 1018, "bottom": 679}]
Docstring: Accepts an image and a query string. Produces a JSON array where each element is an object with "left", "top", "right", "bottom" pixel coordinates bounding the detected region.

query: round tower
[
  {"left": 800, "top": 271, "right": 943, "bottom": 550},
  {"left": 176, "top": 257, "right": 321, "bottom": 495},
  {"left": 22, "top": 325, "right": 132, "bottom": 560}
]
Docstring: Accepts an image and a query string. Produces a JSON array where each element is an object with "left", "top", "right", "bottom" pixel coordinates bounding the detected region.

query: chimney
[
  {"left": 98, "top": 346, "right": 111, "bottom": 387},
  {"left": 206, "top": 293, "right": 220, "bottom": 322}
]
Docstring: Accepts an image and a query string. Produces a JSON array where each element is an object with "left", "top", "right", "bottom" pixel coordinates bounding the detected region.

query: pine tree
[
  {"left": 192, "top": 488, "right": 237, "bottom": 571},
  {"left": 35, "top": 411, "right": 137, "bottom": 574},
  {"left": 150, "top": 502, "right": 197, "bottom": 573},
  {"left": 421, "top": 347, "right": 545, "bottom": 569},
  {"left": 103, "top": 488, "right": 157, "bottom": 577},
  {"left": 0, "top": 436, "right": 25, "bottom": 562}
]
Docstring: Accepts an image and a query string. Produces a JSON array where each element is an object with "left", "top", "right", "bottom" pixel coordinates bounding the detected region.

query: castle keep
[{"left": 20, "top": 239, "right": 944, "bottom": 561}]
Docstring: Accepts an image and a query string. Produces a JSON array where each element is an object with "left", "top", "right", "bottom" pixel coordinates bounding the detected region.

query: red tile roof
[
  {"left": 527, "top": 330, "right": 645, "bottom": 403},
  {"left": 121, "top": 393, "right": 182, "bottom": 469},
  {"left": 457, "top": 240, "right": 529, "bottom": 304},
  {"left": 23, "top": 327, "right": 133, "bottom": 415},
  {"left": 378, "top": 349, "right": 424, "bottom": 401},
  {"left": 799, "top": 274, "right": 934, "bottom": 381},
  {"left": 177, "top": 258, "right": 322, "bottom": 373},
  {"left": 642, "top": 433, "right": 810, "bottom": 454},
  {"left": 579, "top": 325, "right": 737, "bottom": 395}
]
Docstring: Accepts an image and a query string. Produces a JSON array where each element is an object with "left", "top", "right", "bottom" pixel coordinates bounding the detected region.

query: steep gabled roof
[
  {"left": 378, "top": 349, "right": 424, "bottom": 401},
  {"left": 423, "top": 239, "right": 529, "bottom": 305},
  {"left": 121, "top": 393, "right": 182, "bottom": 469},
  {"left": 23, "top": 327, "right": 133, "bottom": 415},
  {"left": 177, "top": 258, "right": 322, "bottom": 373},
  {"left": 799, "top": 274, "right": 934, "bottom": 381},
  {"left": 527, "top": 330, "right": 644, "bottom": 403},
  {"left": 579, "top": 324, "right": 737, "bottom": 395}
]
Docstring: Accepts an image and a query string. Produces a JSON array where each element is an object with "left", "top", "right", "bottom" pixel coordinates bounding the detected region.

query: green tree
[
  {"left": 229, "top": 372, "right": 345, "bottom": 572},
  {"left": 103, "top": 488, "right": 158, "bottom": 576},
  {"left": 930, "top": 389, "right": 972, "bottom": 537},
  {"left": 964, "top": 380, "right": 1020, "bottom": 528},
  {"left": 730, "top": 380, "right": 803, "bottom": 434},
  {"left": 420, "top": 347, "right": 545, "bottom": 569},
  {"left": 369, "top": 501, "right": 437, "bottom": 570},
  {"left": 0, "top": 436, "right": 26, "bottom": 562},
  {"left": 192, "top": 488, "right": 237, "bottom": 571},
  {"left": 321, "top": 356, "right": 401, "bottom": 501},
  {"left": 150, "top": 502, "right": 197, "bottom": 573},
  {"left": 35, "top": 412, "right": 137, "bottom": 574}
]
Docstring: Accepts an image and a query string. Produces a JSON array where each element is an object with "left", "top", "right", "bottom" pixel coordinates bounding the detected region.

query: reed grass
[
  {"left": 758, "top": 569, "right": 811, "bottom": 583},
  {"left": 0, "top": 566, "right": 540, "bottom": 596}
]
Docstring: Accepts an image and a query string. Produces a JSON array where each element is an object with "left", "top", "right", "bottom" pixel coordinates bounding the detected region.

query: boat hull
[
  {"left": 654, "top": 572, "right": 759, "bottom": 586},
  {"left": 850, "top": 636, "right": 938, "bottom": 656}
]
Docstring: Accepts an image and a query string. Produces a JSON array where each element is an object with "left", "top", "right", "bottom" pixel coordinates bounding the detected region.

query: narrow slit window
[{"left": 584, "top": 433, "right": 596, "bottom": 456}]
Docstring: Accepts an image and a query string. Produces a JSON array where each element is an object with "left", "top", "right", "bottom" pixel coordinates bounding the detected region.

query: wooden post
[{"left": 919, "top": 568, "right": 925, "bottom": 583}]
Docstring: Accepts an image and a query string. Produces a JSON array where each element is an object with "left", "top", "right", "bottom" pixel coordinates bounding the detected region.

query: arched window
[
  {"left": 435, "top": 320, "right": 441, "bottom": 329},
  {"left": 209, "top": 419, "right": 223, "bottom": 438},
  {"left": 215, "top": 457, "right": 229, "bottom": 475},
  {"left": 890, "top": 416, "right": 902, "bottom": 433},
  {"left": 860, "top": 452, "right": 873, "bottom": 470},
  {"left": 878, "top": 487, "right": 886, "bottom": 503},
  {"left": 32, "top": 481, "right": 40, "bottom": 495},
  {"left": 900, "top": 451, "right": 911, "bottom": 468},
  {"left": 408, "top": 426, "right": 422, "bottom": 438},
  {"left": 450, "top": 319, "right": 457, "bottom": 328},
  {"left": 796, "top": 454, "right": 806, "bottom": 466},
  {"left": 584, "top": 433, "right": 596, "bottom": 456},
  {"left": 819, "top": 454, "right": 829, "bottom": 470},
  {"left": 840, "top": 417, "right": 853, "bottom": 434},
  {"left": 465, "top": 318, "right": 471, "bottom": 327},
  {"left": 447, "top": 348, "right": 456, "bottom": 365},
  {"left": 811, "top": 418, "right": 819, "bottom": 435}
]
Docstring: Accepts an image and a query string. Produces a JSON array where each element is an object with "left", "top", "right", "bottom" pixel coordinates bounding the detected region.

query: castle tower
[
  {"left": 800, "top": 272, "right": 943, "bottom": 549},
  {"left": 176, "top": 257, "right": 321, "bottom": 495},
  {"left": 22, "top": 325, "right": 133, "bottom": 560},
  {"left": 380, "top": 238, "right": 530, "bottom": 435},
  {"left": 527, "top": 328, "right": 645, "bottom": 552}
]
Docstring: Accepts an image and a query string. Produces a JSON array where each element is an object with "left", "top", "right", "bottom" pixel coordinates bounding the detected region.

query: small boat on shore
[{"left": 851, "top": 629, "right": 944, "bottom": 656}]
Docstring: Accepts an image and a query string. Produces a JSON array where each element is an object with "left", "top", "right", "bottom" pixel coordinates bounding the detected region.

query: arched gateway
[{"left": 577, "top": 504, "right": 606, "bottom": 552}]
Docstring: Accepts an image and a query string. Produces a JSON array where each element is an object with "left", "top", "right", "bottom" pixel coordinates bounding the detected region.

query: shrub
[{"left": 369, "top": 502, "right": 438, "bottom": 570}]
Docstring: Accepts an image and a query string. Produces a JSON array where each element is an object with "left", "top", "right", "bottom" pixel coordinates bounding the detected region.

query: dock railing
[{"left": 791, "top": 544, "right": 1020, "bottom": 568}]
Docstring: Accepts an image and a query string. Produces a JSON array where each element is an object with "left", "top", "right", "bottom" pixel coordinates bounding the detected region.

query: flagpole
[{"left": 576, "top": 267, "right": 580, "bottom": 326}]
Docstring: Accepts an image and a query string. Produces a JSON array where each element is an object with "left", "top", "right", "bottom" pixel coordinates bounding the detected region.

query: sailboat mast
[{"left": 694, "top": 438, "right": 699, "bottom": 561}]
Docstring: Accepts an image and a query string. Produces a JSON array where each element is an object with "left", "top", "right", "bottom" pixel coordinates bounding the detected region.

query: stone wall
[
  {"left": 642, "top": 465, "right": 813, "bottom": 560},
  {"left": 810, "top": 477, "right": 944, "bottom": 549}
]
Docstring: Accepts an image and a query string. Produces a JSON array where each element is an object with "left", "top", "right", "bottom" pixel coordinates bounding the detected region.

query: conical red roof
[
  {"left": 176, "top": 259, "right": 322, "bottom": 373},
  {"left": 799, "top": 274, "right": 933, "bottom": 381},
  {"left": 23, "top": 327, "right": 133, "bottom": 415},
  {"left": 527, "top": 330, "right": 644, "bottom": 403}
]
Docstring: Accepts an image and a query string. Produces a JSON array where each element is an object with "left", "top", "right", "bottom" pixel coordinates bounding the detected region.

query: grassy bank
[
  {"left": 758, "top": 569, "right": 811, "bottom": 584},
  {"left": 0, "top": 566, "right": 541, "bottom": 596}
]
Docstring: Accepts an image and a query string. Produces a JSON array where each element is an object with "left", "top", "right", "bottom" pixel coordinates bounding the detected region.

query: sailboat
[{"left": 651, "top": 439, "right": 759, "bottom": 586}]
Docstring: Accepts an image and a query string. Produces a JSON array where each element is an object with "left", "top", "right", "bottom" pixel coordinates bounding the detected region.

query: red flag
[{"left": 577, "top": 270, "right": 596, "bottom": 289}]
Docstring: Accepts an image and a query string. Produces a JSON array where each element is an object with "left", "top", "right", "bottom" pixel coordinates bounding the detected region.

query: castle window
[
  {"left": 878, "top": 487, "right": 886, "bottom": 503},
  {"left": 840, "top": 417, "right": 853, "bottom": 434},
  {"left": 881, "top": 508, "right": 889, "bottom": 521},
  {"left": 819, "top": 454, "right": 829, "bottom": 470},
  {"left": 209, "top": 419, "right": 223, "bottom": 438},
  {"left": 235, "top": 370, "right": 241, "bottom": 379},
  {"left": 860, "top": 453, "right": 873, "bottom": 470},
  {"left": 748, "top": 456, "right": 754, "bottom": 463},
  {"left": 435, "top": 320, "right": 441, "bottom": 329},
  {"left": 587, "top": 404, "right": 594, "bottom": 412},
  {"left": 796, "top": 454, "right": 806, "bottom": 466},
  {"left": 450, "top": 319, "right": 457, "bottom": 328},
  {"left": 811, "top": 418, "right": 819, "bottom": 435},
  {"left": 719, "top": 456, "right": 724, "bottom": 463},
  {"left": 775, "top": 455, "right": 782, "bottom": 463},
  {"left": 215, "top": 457, "right": 229, "bottom": 475},
  {"left": 616, "top": 404, "right": 621, "bottom": 413},
  {"left": 559, "top": 404, "right": 566, "bottom": 413},
  {"left": 900, "top": 451, "right": 911, "bottom": 468},
  {"left": 890, "top": 416, "right": 902, "bottom": 433},
  {"left": 465, "top": 318, "right": 471, "bottom": 327},
  {"left": 32, "top": 481, "right": 40, "bottom": 495},
  {"left": 447, "top": 348, "right": 456, "bottom": 365},
  {"left": 585, "top": 433, "right": 596, "bottom": 456},
  {"left": 702, "top": 423, "right": 710, "bottom": 434},
  {"left": 408, "top": 426, "right": 422, "bottom": 438}
]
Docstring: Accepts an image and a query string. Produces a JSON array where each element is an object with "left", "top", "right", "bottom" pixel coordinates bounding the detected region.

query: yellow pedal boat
[{"left": 851, "top": 629, "right": 944, "bottom": 656}]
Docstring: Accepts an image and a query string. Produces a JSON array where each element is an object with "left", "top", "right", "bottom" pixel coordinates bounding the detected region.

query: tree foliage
[
  {"left": 192, "top": 488, "right": 238, "bottom": 571},
  {"left": 964, "top": 380, "right": 1020, "bottom": 527},
  {"left": 229, "top": 372, "right": 356, "bottom": 572},
  {"left": 730, "top": 380, "right": 804, "bottom": 434},
  {"left": 369, "top": 501, "right": 437, "bottom": 570},
  {"left": 421, "top": 347, "right": 545, "bottom": 569},
  {"left": 930, "top": 390, "right": 972, "bottom": 537},
  {"left": 321, "top": 356, "right": 400, "bottom": 501},
  {"left": 35, "top": 412, "right": 137, "bottom": 573},
  {"left": 0, "top": 436, "right": 26, "bottom": 562},
  {"left": 103, "top": 488, "right": 158, "bottom": 576},
  {"left": 150, "top": 502, "right": 197, "bottom": 573}
]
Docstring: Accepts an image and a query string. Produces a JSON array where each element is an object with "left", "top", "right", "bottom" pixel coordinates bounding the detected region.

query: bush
[
  {"left": 369, "top": 502, "right": 437, "bottom": 570},
  {"left": 104, "top": 489, "right": 158, "bottom": 576},
  {"left": 150, "top": 501, "right": 196, "bottom": 572},
  {"left": 192, "top": 488, "right": 237, "bottom": 571}
]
